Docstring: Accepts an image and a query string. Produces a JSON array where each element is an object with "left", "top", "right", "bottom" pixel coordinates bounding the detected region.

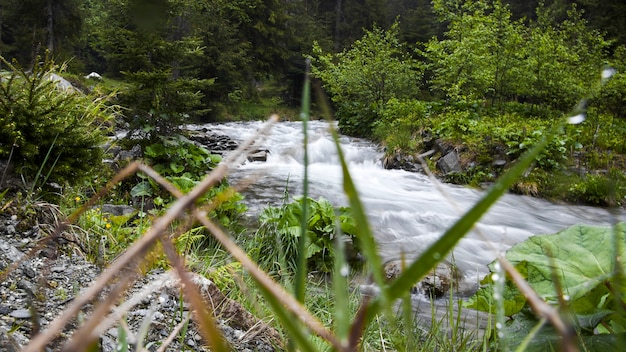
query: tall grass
[{"left": 1, "top": 68, "right": 619, "bottom": 351}]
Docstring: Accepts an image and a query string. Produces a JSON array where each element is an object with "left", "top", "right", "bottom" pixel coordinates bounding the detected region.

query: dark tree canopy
[{"left": 0, "top": 0, "right": 622, "bottom": 117}]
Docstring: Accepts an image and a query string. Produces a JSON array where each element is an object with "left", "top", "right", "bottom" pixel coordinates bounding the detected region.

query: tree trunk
[
  {"left": 0, "top": 3, "right": 3, "bottom": 68},
  {"left": 46, "top": 0, "right": 54, "bottom": 54},
  {"left": 334, "top": 0, "right": 342, "bottom": 51}
]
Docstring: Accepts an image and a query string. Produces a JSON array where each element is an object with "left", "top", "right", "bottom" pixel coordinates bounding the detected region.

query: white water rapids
[{"left": 189, "top": 120, "right": 625, "bottom": 292}]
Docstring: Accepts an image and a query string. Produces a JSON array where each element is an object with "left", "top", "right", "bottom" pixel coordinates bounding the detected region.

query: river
[{"left": 188, "top": 119, "right": 625, "bottom": 293}]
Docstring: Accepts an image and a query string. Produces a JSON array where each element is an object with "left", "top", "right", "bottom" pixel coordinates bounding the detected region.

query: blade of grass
[
  {"left": 515, "top": 317, "right": 548, "bottom": 352},
  {"left": 333, "top": 214, "right": 350, "bottom": 346},
  {"left": 295, "top": 58, "right": 312, "bottom": 303},
  {"left": 388, "top": 126, "right": 553, "bottom": 297},
  {"left": 327, "top": 122, "right": 390, "bottom": 305}
]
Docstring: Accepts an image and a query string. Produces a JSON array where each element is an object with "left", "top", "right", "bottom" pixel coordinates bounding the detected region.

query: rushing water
[{"left": 189, "top": 120, "right": 625, "bottom": 292}]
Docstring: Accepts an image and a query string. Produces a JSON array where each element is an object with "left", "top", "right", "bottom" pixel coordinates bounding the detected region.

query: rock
[
  {"left": 247, "top": 149, "right": 269, "bottom": 162},
  {"left": 384, "top": 261, "right": 419, "bottom": 294},
  {"left": 114, "top": 144, "right": 142, "bottom": 162},
  {"left": 433, "top": 139, "right": 455, "bottom": 155},
  {"left": 0, "top": 239, "right": 25, "bottom": 265},
  {"left": 437, "top": 151, "right": 462, "bottom": 174},
  {"left": 187, "top": 131, "right": 239, "bottom": 155},
  {"left": 384, "top": 260, "right": 459, "bottom": 298},
  {"left": 420, "top": 263, "right": 457, "bottom": 298},
  {"left": 85, "top": 72, "right": 103, "bottom": 80},
  {"left": 9, "top": 309, "right": 32, "bottom": 319},
  {"left": 382, "top": 152, "right": 422, "bottom": 172},
  {"left": 46, "top": 73, "right": 76, "bottom": 91},
  {"left": 100, "top": 204, "right": 136, "bottom": 216},
  {"left": 492, "top": 159, "right": 507, "bottom": 167}
]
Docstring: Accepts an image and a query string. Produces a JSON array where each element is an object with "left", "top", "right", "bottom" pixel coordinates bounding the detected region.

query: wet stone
[{"left": 10, "top": 309, "right": 32, "bottom": 319}]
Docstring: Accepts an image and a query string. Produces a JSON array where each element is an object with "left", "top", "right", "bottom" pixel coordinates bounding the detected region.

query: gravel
[{"left": 0, "top": 211, "right": 281, "bottom": 351}]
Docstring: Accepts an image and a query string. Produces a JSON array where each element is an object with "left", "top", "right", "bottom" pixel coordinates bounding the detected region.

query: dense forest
[
  {"left": 1, "top": 0, "right": 626, "bottom": 205},
  {"left": 0, "top": 0, "right": 624, "bottom": 116}
]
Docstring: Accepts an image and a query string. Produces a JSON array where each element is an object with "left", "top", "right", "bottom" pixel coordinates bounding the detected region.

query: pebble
[
  {"left": 10, "top": 309, "right": 32, "bottom": 319},
  {"left": 51, "top": 265, "right": 67, "bottom": 272}
]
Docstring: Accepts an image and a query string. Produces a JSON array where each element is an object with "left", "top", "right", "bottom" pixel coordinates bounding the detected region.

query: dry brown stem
[{"left": 23, "top": 115, "right": 280, "bottom": 351}]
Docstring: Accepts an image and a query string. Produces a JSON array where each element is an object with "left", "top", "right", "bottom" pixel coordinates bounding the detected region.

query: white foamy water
[{"left": 189, "top": 120, "right": 625, "bottom": 291}]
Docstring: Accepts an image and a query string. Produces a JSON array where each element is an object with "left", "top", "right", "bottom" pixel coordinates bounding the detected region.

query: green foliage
[
  {"left": 594, "top": 46, "right": 626, "bottom": 119},
  {"left": 427, "top": 0, "right": 525, "bottom": 104},
  {"left": 373, "top": 99, "right": 432, "bottom": 153},
  {"left": 467, "top": 223, "right": 626, "bottom": 348},
  {"left": 425, "top": 1, "right": 610, "bottom": 112},
  {"left": 0, "top": 55, "right": 114, "bottom": 191},
  {"left": 564, "top": 169, "right": 626, "bottom": 206},
  {"left": 76, "top": 207, "right": 142, "bottom": 263},
  {"left": 119, "top": 69, "right": 214, "bottom": 144},
  {"left": 130, "top": 135, "right": 245, "bottom": 228},
  {"left": 250, "top": 196, "right": 357, "bottom": 276},
  {"left": 142, "top": 135, "right": 221, "bottom": 179},
  {"left": 426, "top": 110, "right": 572, "bottom": 171},
  {"left": 311, "top": 22, "right": 421, "bottom": 137}
]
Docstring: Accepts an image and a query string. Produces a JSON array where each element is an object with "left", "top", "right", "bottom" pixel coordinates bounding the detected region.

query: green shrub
[
  {"left": 0, "top": 55, "right": 114, "bottom": 191},
  {"left": 130, "top": 135, "right": 246, "bottom": 228},
  {"left": 249, "top": 196, "right": 358, "bottom": 276},
  {"left": 311, "top": 22, "right": 420, "bottom": 138},
  {"left": 373, "top": 99, "right": 431, "bottom": 152},
  {"left": 565, "top": 168, "right": 626, "bottom": 206}
]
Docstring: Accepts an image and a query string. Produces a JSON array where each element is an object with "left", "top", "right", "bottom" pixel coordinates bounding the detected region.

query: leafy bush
[
  {"left": 311, "top": 22, "right": 421, "bottom": 138},
  {"left": 0, "top": 55, "right": 114, "bottom": 190},
  {"left": 249, "top": 196, "right": 357, "bottom": 276},
  {"left": 467, "top": 223, "right": 626, "bottom": 349},
  {"left": 426, "top": 111, "right": 572, "bottom": 171},
  {"left": 564, "top": 168, "right": 626, "bottom": 206},
  {"left": 373, "top": 99, "right": 431, "bottom": 152},
  {"left": 130, "top": 135, "right": 246, "bottom": 228}
]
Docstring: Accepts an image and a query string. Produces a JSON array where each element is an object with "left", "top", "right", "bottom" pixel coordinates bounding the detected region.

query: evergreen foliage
[{"left": 0, "top": 55, "right": 114, "bottom": 190}]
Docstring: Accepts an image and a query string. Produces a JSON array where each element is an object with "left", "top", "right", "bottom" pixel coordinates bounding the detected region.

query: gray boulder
[{"left": 437, "top": 151, "right": 462, "bottom": 174}]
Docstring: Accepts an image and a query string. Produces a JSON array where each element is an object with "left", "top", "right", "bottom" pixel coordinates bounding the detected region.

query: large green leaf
[
  {"left": 502, "top": 223, "right": 626, "bottom": 314},
  {"left": 469, "top": 222, "right": 626, "bottom": 340},
  {"left": 466, "top": 261, "right": 528, "bottom": 316}
]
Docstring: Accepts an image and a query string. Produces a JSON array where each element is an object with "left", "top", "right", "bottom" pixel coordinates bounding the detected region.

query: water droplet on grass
[
  {"left": 602, "top": 67, "right": 616, "bottom": 80},
  {"left": 568, "top": 113, "right": 585, "bottom": 124},
  {"left": 340, "top": 265, "right": 350, "bottom": 277}
]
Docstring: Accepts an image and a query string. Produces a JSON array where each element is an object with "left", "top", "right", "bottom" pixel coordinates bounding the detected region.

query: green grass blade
[
  {"left": 295, "top": 58, "right": 312, "bottom": 303},
  {"left": 327, "top": 123, "right": 391, "bottom": 308},
  {"left": 333, "top": 215, "right": 350, "bottom": 344},
  {"left": 515, "top": 318, "right": 547, "bottom": 352},
  {"left": 255, "top": 280, "right": 319, "bottom": 352},
  {"left": 389, "top": 125, "right": 553, "bottom": 297}
]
